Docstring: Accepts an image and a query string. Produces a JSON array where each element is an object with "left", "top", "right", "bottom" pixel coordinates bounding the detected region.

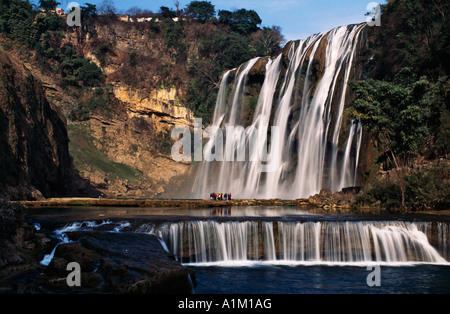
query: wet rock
[
  {"left": 0, "top": 200, "right": 40, "bottom": 267},
  {"left": 41, "top": 231, "right": 196, "bottom": 294},
  {"left": 1, "top": 199, "right": 195, "bottom": 294},
  {"left": 0, "top": 200, "right": 49, "bottom": 292},
  {"left": 47, "top": 243, "right": 101, "bottom": 275},
  {"left": 308, "top": 187, "right": 361, "bottom": 210},
  {"left": 342, "top": 186, "right": 361, "bottom": 194}
]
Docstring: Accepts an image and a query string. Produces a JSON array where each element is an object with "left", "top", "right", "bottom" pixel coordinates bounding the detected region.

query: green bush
[
  {"left": 186, "top": 1, "right": 215, "bottom": 23},
  {"left": 354, "top": 162, "right": 450, "bottom": 211},
  {"left": 354, "top": 178, "right": 403, "bottom": 210},
  {"left": 157, "top": 130, "right": 174, "bottom": 155},
  {"left": 218, "top": 9, "right": 262, "bottom": 35},
  {"left": 74, "top": 61, "right": 105, "bottom": 86},
  {"left": 94, "top": 41, "right": 113, "bottom": 67},
  {"left": 405, "top": 163, "right": 450, "bottom": 210}
]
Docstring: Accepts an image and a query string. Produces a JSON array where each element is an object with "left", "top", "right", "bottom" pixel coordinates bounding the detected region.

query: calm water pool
[{"left": 191, "top": 263, "right": 450, "bottom": 294}]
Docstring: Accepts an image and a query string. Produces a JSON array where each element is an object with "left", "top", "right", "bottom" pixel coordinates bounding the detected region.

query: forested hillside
[
  {"left": 0, "top": 0, "right": 285, "bottom": 123},
  {"left": 348, "top": 0, "right": 450, "bottom": 210}
]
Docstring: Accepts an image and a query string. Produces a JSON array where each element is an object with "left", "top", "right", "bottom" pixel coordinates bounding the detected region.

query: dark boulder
[
  {"left": 41, "top": 231, "right": 196, "bottom": 294},
  {"left": 0, "top": 200, "right": 51, "bottom": 293},
  {"left": 0, "top": 200, "right": 43, "bottom": 272}
]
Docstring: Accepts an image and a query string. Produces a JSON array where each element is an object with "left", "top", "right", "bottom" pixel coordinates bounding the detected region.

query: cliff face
[
  {"left": 0, "top": 49, "right": 98, "bottom": 200},
  {"left": 114, "top": 86, "right": 194, "bottom": 129},
  {"left": 0, "top": 18, "right": 196, "bottom": 199},
  {"left": 66, "top": 22, "right": 196, "bottom": 197}
]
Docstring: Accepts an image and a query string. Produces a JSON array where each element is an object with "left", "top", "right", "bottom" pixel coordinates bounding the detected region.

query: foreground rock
[
  {"left": 0, "top": 200, "right": 196, "bottom": 293},
  {"left": 0, "top": 199, "right": 47, "bottom": 291},
  {"left": 40, "top": 231, "right": 196, "bottom": 294}
]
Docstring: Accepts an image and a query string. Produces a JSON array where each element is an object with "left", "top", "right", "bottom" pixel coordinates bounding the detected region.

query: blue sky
[{"left": 58, "top": 0, "right": 387, "bottom": 41}]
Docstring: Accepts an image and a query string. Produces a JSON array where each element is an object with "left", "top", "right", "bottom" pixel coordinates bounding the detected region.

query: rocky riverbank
[{"left": 0, "top": 199, "right": 195, "bottom": 294}]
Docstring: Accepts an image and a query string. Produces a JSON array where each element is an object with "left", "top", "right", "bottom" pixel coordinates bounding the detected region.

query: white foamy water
[
  {"left": 141, "top": 220, "right": 450, "bottom": 266},
  {"left": 39, "top": 220, "right": 130, "bottom": 266}
]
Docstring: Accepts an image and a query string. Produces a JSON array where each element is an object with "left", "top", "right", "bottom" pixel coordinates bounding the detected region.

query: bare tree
[
  {"left": 126, "top": 6, "right": 142, "bottom": 16},
  {"left": 254, "top": 26, "right": 286, "bottom": 56},
  {"left": 98, "top": 0, "right": 116, "bottom": 15}
]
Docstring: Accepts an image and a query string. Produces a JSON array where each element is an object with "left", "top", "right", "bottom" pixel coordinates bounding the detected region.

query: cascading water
[
  {"left": 140, "top": 220, "right": 449, "bottom": 265},
  {"left": 191, "top": 24, "right": 367, "bottom": 199}
]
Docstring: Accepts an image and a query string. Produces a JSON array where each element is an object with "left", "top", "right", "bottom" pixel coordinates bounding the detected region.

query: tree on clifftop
[
  {"left": 186, "top": 1, "right": 215, "bottom": 23},
  {"left": 218, "top": 9, "right": 262, "bottom": 34}
]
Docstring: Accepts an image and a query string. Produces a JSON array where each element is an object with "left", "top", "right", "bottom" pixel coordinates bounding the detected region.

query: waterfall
[
  {"left": 191, "top": 24, "right": 367, "bottom": 199},
  {"left": 141, "top": 220, "right": 449, "bottom": 265}
]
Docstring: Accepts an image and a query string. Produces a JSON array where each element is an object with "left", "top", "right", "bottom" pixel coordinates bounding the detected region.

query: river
[{"left": 25, "top": 205, "right": 450, "bottom": 294}]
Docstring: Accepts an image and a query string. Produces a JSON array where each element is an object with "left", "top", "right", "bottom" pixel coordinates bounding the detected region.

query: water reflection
[
  {"left": 210, "top": 207, "right": 232, "bottom": 216},
  {"left": 25, "top": 205, "right": 316, "bottom": 218}
]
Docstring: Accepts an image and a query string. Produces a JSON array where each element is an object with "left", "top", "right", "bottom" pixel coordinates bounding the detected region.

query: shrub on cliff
[
  {"left": 404, "top": 162, "right": 450, "bottom": 211},
  {"left": 347, "top": 69, "right": 436, "bottom": 169},
  {"left": 354, "top": 177, "right": 403, "bottom": 210},
  {"left": 354, "top": 161, "right": 450, "bottom": 211},
  {"left": 74, "top": 60, "right": 105, "bottom": 86}
]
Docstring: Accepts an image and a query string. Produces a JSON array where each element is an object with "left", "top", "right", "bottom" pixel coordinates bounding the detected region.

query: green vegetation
[
  {"left": 347, "top": 0, "right": 450, "bottom": 211},
  {"left": 186, "top": 1, "right": 215, "bottom": 23},
  {"left": 69, "top": 84, "right": 122, "bottom": 121},
  {"left": 157, "top": 129, "right": 174, "bottom": 155},
  {"left": 160, "top": 18, "right": 187, "bottom": 63},
  {"left": 354, "top": 162, "right": 450, "bottom": 211},
  {"left": 218, "top": 9, "right": 262, "bottom": 35},
  {"left": 38, "top": 0, "right": 59, "bottom": 12},
  {"left": 347, "top": 68, "right": 443, "bottom": 168},
  {"left": 0, "top": 0, "right": 104, "bottom": 88},
  {"left": 67, "top": 124, "right": 143, "bottom": 182},
  {"left": 0, "top": 0, "right": 285, "bottom": 123}
]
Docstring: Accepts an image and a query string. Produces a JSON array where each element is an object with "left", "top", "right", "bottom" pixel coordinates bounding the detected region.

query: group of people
[{"left": 210, "top": 192, "right": 232, "bottom": 201}]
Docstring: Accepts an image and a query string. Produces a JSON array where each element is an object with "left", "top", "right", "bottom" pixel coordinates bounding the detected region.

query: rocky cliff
[
  {"left": 57, "top": 21, "right": 197, "bottom": 199},
  {"left": 0, "top": 16, "right": 197, "bottom": 199},
  {"left": 0, "top": 49, "right": 98, "bottom": 200}
]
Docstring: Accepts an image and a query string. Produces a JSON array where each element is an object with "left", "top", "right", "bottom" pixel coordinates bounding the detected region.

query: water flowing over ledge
[{"left": 140, "top": 220, "right": 450, "bottom": 266}]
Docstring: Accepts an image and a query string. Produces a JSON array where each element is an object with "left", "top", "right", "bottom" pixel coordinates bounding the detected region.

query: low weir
[{"left": 139, "top": 220, "right": 449, "bottom": 265}]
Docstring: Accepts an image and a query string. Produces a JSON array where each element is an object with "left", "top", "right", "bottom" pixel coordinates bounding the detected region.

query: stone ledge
[{"left": 20, "top": 197, "right": 311, "bottom": 208}]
